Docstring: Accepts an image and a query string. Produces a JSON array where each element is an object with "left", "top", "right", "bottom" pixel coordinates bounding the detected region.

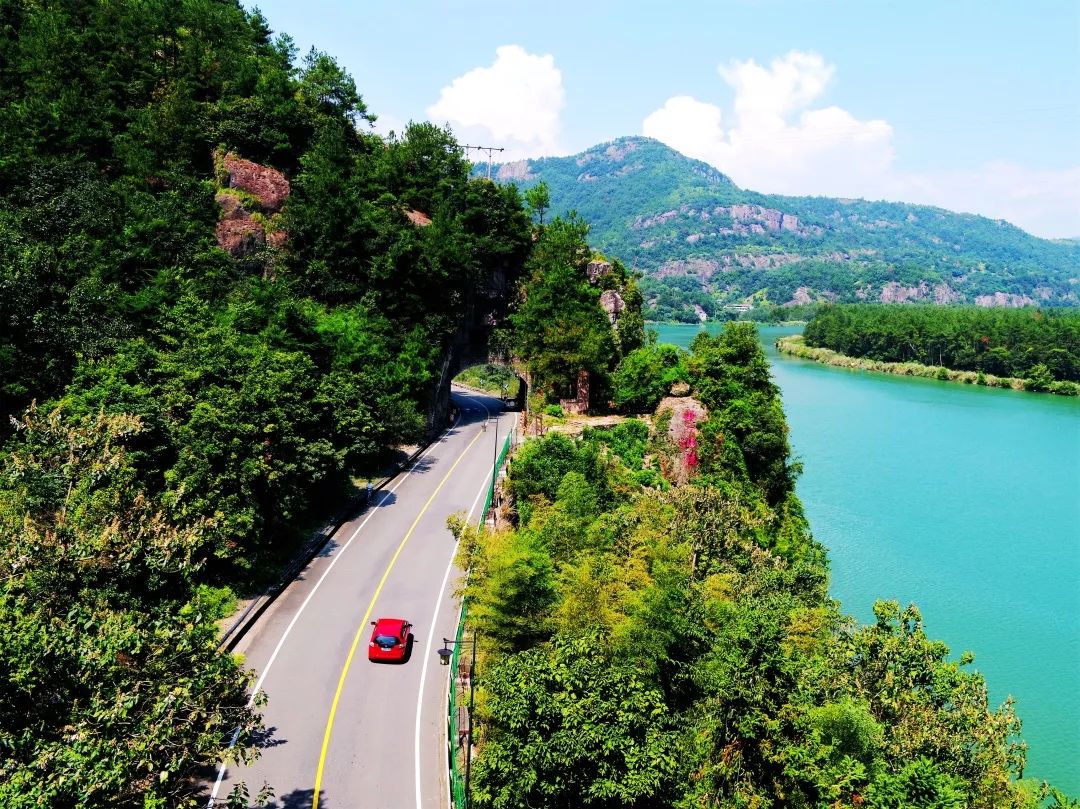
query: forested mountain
[{"left": 491, "top": 137, "right": 1080, "bottom": 320}]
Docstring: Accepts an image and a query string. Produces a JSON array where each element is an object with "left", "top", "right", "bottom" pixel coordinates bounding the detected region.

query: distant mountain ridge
[{"left": 488, "top": 137, "right": 1080, "bottom": 320}]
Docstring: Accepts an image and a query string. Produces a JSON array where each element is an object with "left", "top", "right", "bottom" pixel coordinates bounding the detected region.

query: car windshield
[{"left": 375, "top": 634, "right": 398, "bottom": 647}]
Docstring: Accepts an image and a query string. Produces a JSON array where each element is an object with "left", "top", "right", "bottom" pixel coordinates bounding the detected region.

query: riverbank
[{"left": 775, "top": 334, "right": 1080, "bottom": 396}]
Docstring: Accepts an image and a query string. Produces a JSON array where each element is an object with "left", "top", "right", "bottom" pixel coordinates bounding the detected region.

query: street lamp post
[
  {"left": 490, "top": 399, "right": 500, "bottom": 512},
  {"left": 438, "top": 632, "right": 478, "bottom": 808}
]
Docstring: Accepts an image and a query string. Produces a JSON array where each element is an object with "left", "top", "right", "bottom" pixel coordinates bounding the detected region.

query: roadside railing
[{"left": 446, "top": 424, "right": 515, "bottom": 808}]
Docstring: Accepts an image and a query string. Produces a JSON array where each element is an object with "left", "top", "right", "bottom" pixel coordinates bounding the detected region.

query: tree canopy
[{"left": 456, "top": 325, "right": 1052, "bottom": 808}]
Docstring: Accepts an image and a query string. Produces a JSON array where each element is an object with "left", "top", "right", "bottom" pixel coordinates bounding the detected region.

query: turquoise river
[{"left": 654, "top": 322, "right": 1080, "bottom": 794}]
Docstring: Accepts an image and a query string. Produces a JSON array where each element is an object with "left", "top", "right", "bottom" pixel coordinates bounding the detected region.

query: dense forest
[
  {"left": 507, "top": 213, "right": 646, "bottom": 406},
  {"left": 0, "top": 0, "right": 531, "bottom": 804},
  {"left": 1, "top": 1, "right": 1073, "bottom": 807},
  {"left": 803, "top": 305, "right": 1080, "bottom": 387},
  {"left": 490, "top": 137, "right": 1080, "bottom": 320},
  {"left": 455, "top": 323, "right": 1059, "bottom": 808}
]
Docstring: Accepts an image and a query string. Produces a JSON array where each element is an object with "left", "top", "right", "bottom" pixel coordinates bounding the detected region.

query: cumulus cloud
[
  {"left": 427, "top": 45, "right": 564, "bottom": 160},
  {"left": 643, "top": 51, "right": 894, "bottom": 199},
  {"left": 643, "top": 50, "right": 1079, "bottom": 238}
]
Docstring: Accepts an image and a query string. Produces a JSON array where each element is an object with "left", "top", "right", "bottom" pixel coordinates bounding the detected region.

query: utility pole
[
  {"left": 490, "top": 407, "right": 499, "bottom": 516},
  {"left": 464, "top": 630, "right": 477, "bottom": 808},
  {"left": 461, "top": 144, "right": 505, "bottom": 179}
]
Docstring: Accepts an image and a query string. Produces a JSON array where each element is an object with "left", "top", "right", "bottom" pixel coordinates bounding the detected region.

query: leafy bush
[{"left": 611, "top": 343, "right": 687, "bottom": 412}]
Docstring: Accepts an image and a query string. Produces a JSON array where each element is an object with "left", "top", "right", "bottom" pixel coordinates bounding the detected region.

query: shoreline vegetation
[
  {"left": 455, "top": 324, "right": 1060, "bottom": 808},
  {"left": 775, "top": 334, "right": 1080, "bottom": 396}
]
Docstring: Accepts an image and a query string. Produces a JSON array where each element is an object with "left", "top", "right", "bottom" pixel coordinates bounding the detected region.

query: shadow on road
[
  {"left": 251, "top": 725, "right": 288, "bottom": 750},
  {"left": 407, "top": 454, "right": 436, "bottom": 475},
  {"left": 266, "top": 788, "right": 323, "bottom": 809},
  {"left": 373, "top": 490, "right": 398, "bottom": 508}
]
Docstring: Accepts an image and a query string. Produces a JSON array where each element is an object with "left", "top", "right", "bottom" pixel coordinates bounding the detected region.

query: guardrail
[{"left": 446, "top": 424, "right": 515, "bottom": 808}]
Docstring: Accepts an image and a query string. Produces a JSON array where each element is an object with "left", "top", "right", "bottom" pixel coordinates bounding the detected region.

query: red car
[{"left": 368, "top": 617, "right": 412, "bottom": 662}]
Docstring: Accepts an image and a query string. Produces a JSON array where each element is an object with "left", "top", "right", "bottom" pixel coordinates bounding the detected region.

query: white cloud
[
  {"left": 427, "top": 45, "right": 565, "bottom": 160},
  {"left": 642, "top": 50, "right": 1080, "bottom": 238},
  {"left": 643, "top": 51, "right": 894, "bottom": 200},
  {"left": 367, "top": 111, "right": 406, "bottom": 139}
]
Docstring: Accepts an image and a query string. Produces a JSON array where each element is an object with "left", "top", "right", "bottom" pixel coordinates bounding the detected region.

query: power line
[{"left": 461, "top": 144, "right": 505, "bottom": 179}]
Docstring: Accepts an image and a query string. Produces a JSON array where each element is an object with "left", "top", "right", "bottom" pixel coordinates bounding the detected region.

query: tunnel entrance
[{"left": 452, "top": 363, "right": 526, "bottom": 411}]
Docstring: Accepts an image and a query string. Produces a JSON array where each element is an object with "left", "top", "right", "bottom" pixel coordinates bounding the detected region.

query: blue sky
[{"left": 246, "top": 1, "right": 1080, "bottom": 238}]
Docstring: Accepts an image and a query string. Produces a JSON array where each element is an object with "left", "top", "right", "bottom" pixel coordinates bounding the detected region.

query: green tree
[
  {"left": 511, "top": 218, "right": 616, "bottom": 399},
  {"left": 472, "top": 631, "right": 679, "bottom": 809},
  {"left": 0, "top": 406, "right": 263, "bottom": 807},
  {"left": 612, "top": 343, "right": 687, "bottom": 412},
  {"left": 525, "top": 180, "right": 551, "bottom": 225}
]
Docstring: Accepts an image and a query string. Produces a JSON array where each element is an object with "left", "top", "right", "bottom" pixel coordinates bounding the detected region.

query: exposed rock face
[
  {"left": 633, "top": 203, "right": 818, "bottom": 242},
  {"left": 599, "top": 289, "right": 625, "bottom": 326},
  {"left": 975, "top": 292, "right": 1037, "bottom": 307},
  {"left": 656, "top": 396, "right": 708, "bottom": 486},
  {"left": 220, "top": 152, "right": 290, "bottom": 210},
  {"left": 656, "top": 258, "right": 721, "bottom": 279},
  {"left": 933, "top": 283, "right": 962, "bottom": 304},
  {"left": 213, "top": 151, "right": 290, "bottom": 258},
  {"left": 495, "top": 160, "right": 536, "bottom": 182},
  {"left": 789, "top": 286, "right": 814, "bottom": 305},
  {"left": 404, "top": 209, "right": 432, "bottom": 227},
  {"left": 587, "top": 260, "right": 612, "bottom": 284},
  {"left": 728, "top": 204, "right": 800, "bottom": 234},
  {"left": 633, "top": 210, "right": 679, "bottom": 229},
  {"left": 215, "top": 216, "right": 266, "bottom": 255},
  {"left": 657, "top": 253, "right": 804, "bottom": 278},
  {"left": 879, "top": 282, "right": 925, "bottom": 303},
  {"left": 605, "top": 140, "right": 640, "bottom": 161}
]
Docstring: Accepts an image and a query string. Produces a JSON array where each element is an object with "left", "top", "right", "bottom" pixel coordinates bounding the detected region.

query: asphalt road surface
[{"left": 207, "top": 388, "right": 513, "bottom": 809}]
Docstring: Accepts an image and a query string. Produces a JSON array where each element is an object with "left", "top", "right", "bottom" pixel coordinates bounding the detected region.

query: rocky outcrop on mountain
[
  {"left": 492, "top": 136, "right": 1080, "bottom": 311},
  {"left": 213, "top": 151, "right": 289, "bottom": 258},
  {"left": 934, "top": 284, "right": 963, "bottom": 304},
  {"left": 599, "top": 289, "right": 626, "bottom": 326},
  {"left": 404, "top": 209, "right": 432, "bottom": 227},
  {"left": 218, "top": 152, "right": 290, "bottom": 210},
  {"left": 790, "top": 287, "right": 814, "bottom": 305},
  {"left": 656, "top": 396, "right": 708, "bottom": 486},
  {"left": 976, "top": 292, "right": 1038, "bottom": 308},
  {"left": 587, "top": 260, "right": 613, "bottom": 284},
  {"left": 215, "top": 192, "right": 267, "bottom": 256},
  {"left": 632, "top": 203, "right": 820, "bottom": 239},
  {"left": 879, "top": 282, "right": 925, "bottom": 303},
  {"left": 495, "top": 160, "right": 536, "bottom": 182}
]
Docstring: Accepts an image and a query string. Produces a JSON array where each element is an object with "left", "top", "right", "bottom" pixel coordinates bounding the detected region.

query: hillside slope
[{"left": 492, "top": 137, "right": 1080, "bottom": 320}]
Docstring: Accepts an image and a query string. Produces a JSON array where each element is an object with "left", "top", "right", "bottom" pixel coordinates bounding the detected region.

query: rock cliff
[{"left": 213, "top": 151, "right": 289, "bottom": 258}]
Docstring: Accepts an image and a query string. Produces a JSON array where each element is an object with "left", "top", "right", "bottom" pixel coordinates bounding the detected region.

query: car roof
[{"left": 373, "top": 617, "right": 407, "bottom": 633}]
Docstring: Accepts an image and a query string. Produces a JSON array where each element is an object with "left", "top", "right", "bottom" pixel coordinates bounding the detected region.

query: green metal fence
[{"left": 446, "top": 426, "right": 514, "bottom": 808}]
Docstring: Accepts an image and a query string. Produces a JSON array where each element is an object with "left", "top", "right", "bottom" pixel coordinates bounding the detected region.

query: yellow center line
[{"left": 311, "top": 426, "right": 486, "bottom": 809}]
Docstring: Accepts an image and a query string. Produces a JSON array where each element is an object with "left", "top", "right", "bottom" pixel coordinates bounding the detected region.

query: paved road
[{"left": 208, "top": 388, "right": 512, "bottom": 809}]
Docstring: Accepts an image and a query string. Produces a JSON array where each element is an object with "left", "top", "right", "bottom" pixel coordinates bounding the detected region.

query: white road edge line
[
  {"left": 207, "top": 413, "right": 460, "bottom": 806},
  {"left": 414, "top": 401, "right": 499, "bottom": 809}
]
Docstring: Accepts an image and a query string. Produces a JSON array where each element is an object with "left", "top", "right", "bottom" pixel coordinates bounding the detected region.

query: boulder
[{"left": 599, "top": 289, "right": 625, "bottom": 326}]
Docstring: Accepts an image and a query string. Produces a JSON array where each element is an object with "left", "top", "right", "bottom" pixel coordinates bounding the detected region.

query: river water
[{"left": 654, "top": 322, "right": 1080, "bottom": 793}]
